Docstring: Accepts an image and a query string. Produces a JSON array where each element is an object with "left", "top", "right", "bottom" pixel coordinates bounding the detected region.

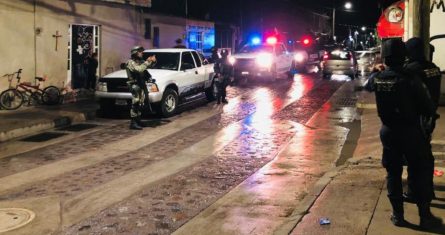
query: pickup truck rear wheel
[
  {"left": 159, "top": 88, "right": 178, "bottom": 117},
  {"left": 205, "top": 80, "right": 216, "bottom": 101},
  {"left": 99, "top": 99, "right": 115, "bottom": 117}
]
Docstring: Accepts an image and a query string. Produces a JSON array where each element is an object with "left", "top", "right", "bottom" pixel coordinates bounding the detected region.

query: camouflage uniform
[{"left": 126, "top": 59, "right": 153, "bottom": 119}]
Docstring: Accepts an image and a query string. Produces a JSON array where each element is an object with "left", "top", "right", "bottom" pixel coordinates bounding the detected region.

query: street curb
[
  {"left": 0, "top": 109, "right": 96, "bottom": 143},
  {"left": 273, "top": 165, "right": 346, "bottom": 235},
  {"left": 356, "top": 102, "right": 377, "bottom": 109}
]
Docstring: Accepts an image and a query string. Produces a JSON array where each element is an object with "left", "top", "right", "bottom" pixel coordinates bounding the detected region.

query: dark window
[
  {"left": 153, "top": 27, "right": 160, "bottom": 48},
  {"left": 144, "top": 19, "right": 152, "bottom": 39},
  {"left": 191, "top": 51, "right": 202, "bottom": 67},
  {"left": 143, "top": 52, "right": 180, "bottom": 70},
  {"left": 181, "top": 52, "right": 196, "bottom": 70}
]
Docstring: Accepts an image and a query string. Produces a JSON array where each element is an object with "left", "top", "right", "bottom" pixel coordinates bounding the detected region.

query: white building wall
[
  {"left": 0, "top": 0, "right": 191, "bottom": 91},
  {"left": 0, "top": 0, "right": 36, "bottom": 90},
  {"left": 430, "top": 0, "right": 445, "bottom": 96}
]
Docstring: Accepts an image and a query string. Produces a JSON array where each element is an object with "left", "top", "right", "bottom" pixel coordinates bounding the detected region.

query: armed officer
[
  {"left": 215, "top": 49, "right": 230, "bottom": 104},
  {"left": 126, "top": 46, "right": 156, "bottom": 130},
  {"left": 365, "top": 39, "right": 441, "bottom": 229},
  {"left": 403, "top": 37, "right": 442, "bottom": 204}
]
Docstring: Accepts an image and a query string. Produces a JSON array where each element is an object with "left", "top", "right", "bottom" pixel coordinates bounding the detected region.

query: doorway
[{"left": 67, "top": 24, "right": 100, "bottom": 89}]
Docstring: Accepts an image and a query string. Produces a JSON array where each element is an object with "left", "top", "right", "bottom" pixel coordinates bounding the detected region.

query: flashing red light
[
  {"left": 303, "top": 38, "right": 310, "bottom": 45},
  {"left": 266, "top": 37, "right": 278, "bottom": 45},
  {"left": 323, "top": 54, "right": 329, "bottom": 60}
]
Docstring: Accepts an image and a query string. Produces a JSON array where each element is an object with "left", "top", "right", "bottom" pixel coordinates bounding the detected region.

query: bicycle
[{"left": 0, "top": 69, "right": 61, "bottom": 110}]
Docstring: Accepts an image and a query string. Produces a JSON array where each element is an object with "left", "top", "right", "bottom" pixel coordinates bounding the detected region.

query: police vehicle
[{"left": 229, "top": 37, "right": 305, "bottom": 83}]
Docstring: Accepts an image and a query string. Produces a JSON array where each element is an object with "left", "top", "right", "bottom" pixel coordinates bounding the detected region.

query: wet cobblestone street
[{"left": 0, "top": 75, "right": 353, "bottom": 235}]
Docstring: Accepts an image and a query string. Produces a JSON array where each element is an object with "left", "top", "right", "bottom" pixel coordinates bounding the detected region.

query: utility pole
[
  {"left": 332, "top": 8, "right": 336, "bottom": 38},
  {"left": 412, "top": 0, "right": 431, "bottom": 59}
]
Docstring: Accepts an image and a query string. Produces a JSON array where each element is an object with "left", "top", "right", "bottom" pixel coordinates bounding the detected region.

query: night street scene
[{"left": 1, "top": 0, "right": 445, "bottom": 234}]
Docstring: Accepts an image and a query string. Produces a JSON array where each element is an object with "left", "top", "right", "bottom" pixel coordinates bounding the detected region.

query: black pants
[
  {"left": 380, "top": 125, "right": 434, "bottom": 214},
  {"left": 87, "top": 74, "right": 97, "bottom": 90},
  {"left": 406, "top": 120, "right": 436, "bottom": 201},
  {"left": 216, "top": 79, "right": 228, "bottom": 102}
]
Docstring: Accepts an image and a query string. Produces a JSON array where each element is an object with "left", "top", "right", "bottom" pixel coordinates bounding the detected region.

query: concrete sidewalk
[
  {"left": 290, "top": 92, "right": 445, "bottom": 235},
  {"left": 0, "top": 99, "right": 98, "bottom": 143}
]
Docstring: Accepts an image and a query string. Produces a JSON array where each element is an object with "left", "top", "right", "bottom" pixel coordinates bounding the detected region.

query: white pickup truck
[
  {"left": 95, "top": 48, "right": 216, "bottom": 117},
  {"left": 229, "top": 40, "right": 306, "bottom": 83}
]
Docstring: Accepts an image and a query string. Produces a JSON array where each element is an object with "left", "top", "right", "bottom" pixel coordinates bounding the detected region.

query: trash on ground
[
  {"left": 319, "top": 218, "right": 331, "bottom": 225},
  {"left": 434, "top": 169, "right": 444, "bottom": 177}
]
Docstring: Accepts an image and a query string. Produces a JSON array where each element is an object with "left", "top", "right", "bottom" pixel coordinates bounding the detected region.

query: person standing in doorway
[{"left": 87, "top": 52, "right": 98, "bottom": 91}]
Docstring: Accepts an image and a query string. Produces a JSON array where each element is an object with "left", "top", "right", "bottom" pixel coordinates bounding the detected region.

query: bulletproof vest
[
  {"left": 406, "top": 61, "right": 441, "bottom": 108},
  {"left": 374, "top": 70, "right": 418, "bottom": 127},
  {"left": 126, "top": 59, "right": 146, "bottom": 84}
]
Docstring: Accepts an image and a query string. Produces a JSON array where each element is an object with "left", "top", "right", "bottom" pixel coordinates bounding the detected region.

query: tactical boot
[
  {"left": 403, "top": 192, "right": 417, "bottom": 203},
  {"left": 136, "top": 118, "right": 149, "bottom": 127},
  {"left": 129, "top": 119, "right": 143, "bottom": 130},
  {"left": 389, "top": 199, "right": 405, "bottom": 226},
  {"left": 418, "top": 203, "right": 442, "bottom": 229},
  {"left": 390, "top": 213, "right": 406, "bottom": 227}
]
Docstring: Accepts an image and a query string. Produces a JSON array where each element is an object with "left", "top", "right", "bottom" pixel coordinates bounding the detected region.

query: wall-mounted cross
[{"left": 52, "top": 30, "right": 62, "bottom": 51}]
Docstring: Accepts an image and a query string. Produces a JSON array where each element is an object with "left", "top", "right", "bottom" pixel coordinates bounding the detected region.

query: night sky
[{"left": 150, "top": 0, "right": 400, "bottom": 40}]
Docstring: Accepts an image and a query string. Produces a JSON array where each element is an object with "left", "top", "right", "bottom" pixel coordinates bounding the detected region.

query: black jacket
[{"left": 365, "top": 67, "right": 435, "bottom": 128}]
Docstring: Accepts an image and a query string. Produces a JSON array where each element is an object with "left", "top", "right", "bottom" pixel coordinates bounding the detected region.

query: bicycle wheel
[
  {"left": 25, "top": 91, "right": 43, "bottom": 106},
  {"left": 0, "top": 89, "right": 24, "bottom": 110},
  {"left": 42, "top": 86, "right": 61, "bottom": 105}
]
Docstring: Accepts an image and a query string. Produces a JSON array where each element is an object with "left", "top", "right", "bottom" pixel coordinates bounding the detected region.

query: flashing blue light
[{"left": 251, "top": 37, "right": 261, "bottom": 45}]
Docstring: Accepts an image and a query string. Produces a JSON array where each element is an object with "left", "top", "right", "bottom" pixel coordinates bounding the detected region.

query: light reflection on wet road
[{"left": 0, "top": 74, "right": 349, "bottom": 235}]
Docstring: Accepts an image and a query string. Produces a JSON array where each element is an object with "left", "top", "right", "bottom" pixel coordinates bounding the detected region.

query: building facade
[{"left": 0, "top": 0, "right": 217, "bottom": 93}]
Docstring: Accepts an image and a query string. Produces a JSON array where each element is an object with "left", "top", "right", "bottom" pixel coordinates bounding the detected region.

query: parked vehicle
[
  {"left": 95, "top": 48, "right": 216, "bottom": 117},
  {"left": 321, "top": 49, "right": 358, "bottom": 79},
  {"left": 229, "top": 38, "right": 302, "bottom": 83},
  {"left": 355, "top": 49, "right": 380, "bottom": 76}
]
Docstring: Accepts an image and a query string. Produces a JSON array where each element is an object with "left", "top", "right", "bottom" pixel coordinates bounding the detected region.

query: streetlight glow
[
  {"left": 361, "top": 26, "right": 367, "bottom": 31},
  {"left": 344, "top": 2, "right": 352, "bottom": 10}
]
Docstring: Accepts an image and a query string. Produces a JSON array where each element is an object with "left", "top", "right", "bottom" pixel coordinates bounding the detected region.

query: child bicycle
[{"left": 0, "top": 69, "right": 61, "bottom": 110}]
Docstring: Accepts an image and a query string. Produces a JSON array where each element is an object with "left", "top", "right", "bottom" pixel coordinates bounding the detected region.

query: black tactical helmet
[
  {"left": 221, "top": 49, "right": 229, "bottom": 58},
  {"left": 131, "top": 46, "right": 145, "bottom": 55},
  {"left": 405, "top": 37, "right": 425, "bottom": 61},
  {"left": 381, "top": 38, "right": 406, "bottom": 58}
]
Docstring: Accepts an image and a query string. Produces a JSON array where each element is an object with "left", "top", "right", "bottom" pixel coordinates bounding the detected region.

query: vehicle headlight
[
  {"left": 294, "top": 53, "right": 305, "bottom": 63},
  {"left": 96, "top": 82, "right": 107, "bottom": 92},
  {"left": 228, "top": 56, "right": 236, "bottom": 65},
  {"left": 256, "top": 53, "right": 273, "bottom": 67},
  {"left": 147, "top": 83, "right": 159, "bottom": 92}
]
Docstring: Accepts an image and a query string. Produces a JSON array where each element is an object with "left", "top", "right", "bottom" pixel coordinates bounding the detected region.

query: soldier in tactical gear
[
  {"left": 403, "top": 37, "right": 442, "bottom": 204},
  {"left": 126, "top": 46, "right": 156, "bottom": 130},
  {"left": 214, "top": 49, "right": 230, "bottom": 104},
  {"left": 210, "top": 47, "right": 219, "bottom": 64},
  {"left": 365, "top": 39, "right": 441, "bottom": 229}
]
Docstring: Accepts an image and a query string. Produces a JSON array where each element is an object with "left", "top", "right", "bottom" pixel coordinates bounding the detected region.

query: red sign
[{"left": 377, "top": 1, "right": 405, "bottom": 38}]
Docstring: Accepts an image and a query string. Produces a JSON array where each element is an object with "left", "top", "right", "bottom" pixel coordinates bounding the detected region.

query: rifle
[{"left": 138, "top": 70, "right": 153, "bottom": 113}]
